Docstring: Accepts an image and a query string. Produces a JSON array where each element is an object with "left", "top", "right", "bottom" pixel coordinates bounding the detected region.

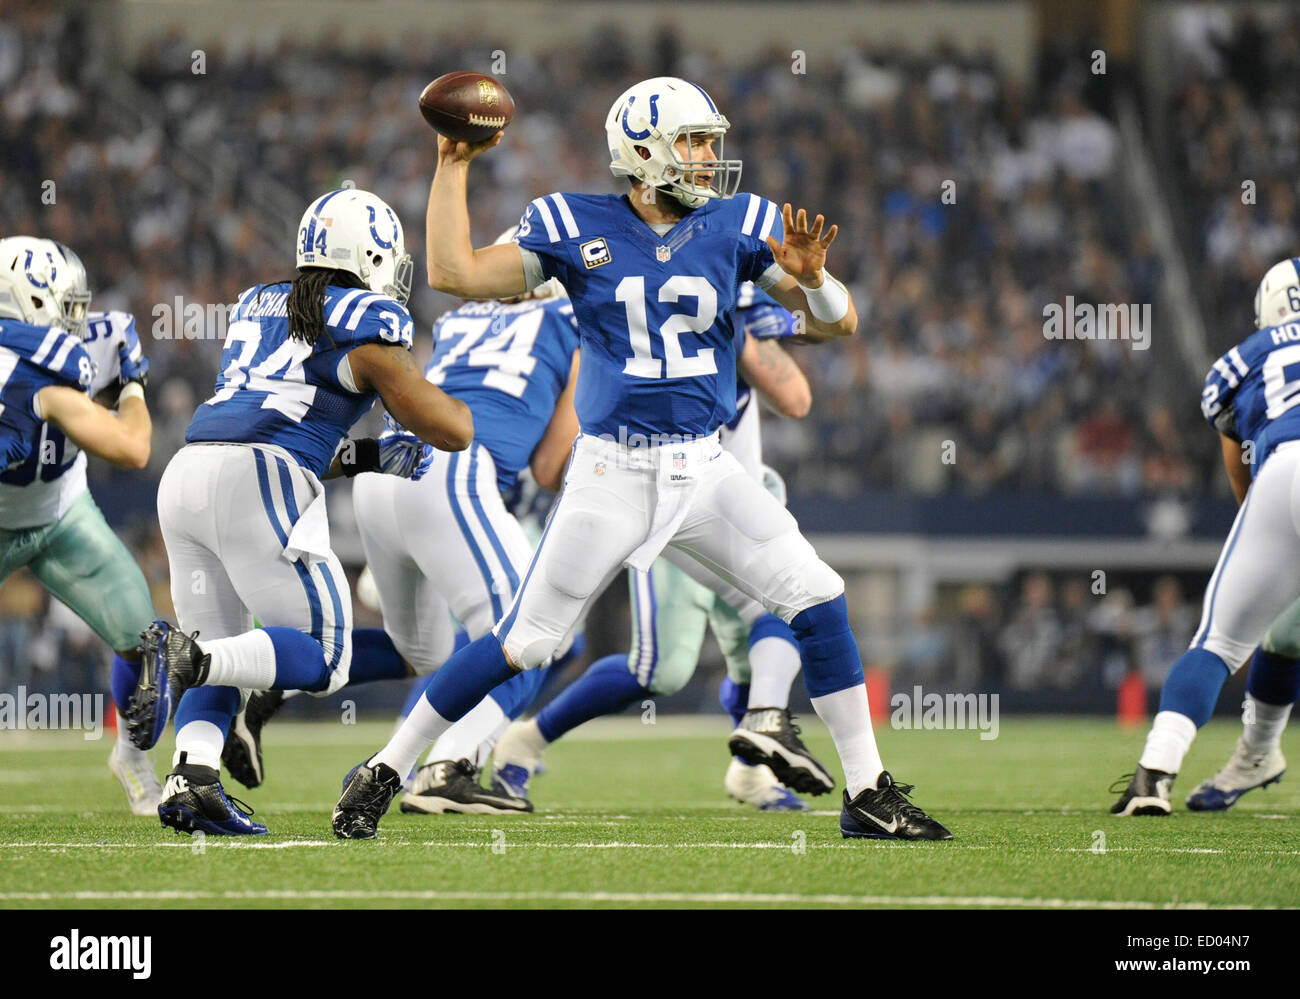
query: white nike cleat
[
  {"left": 724, "top": 757, "right": 808, "bottom": 811},
  {"left": 1185, "top": 738, "right": 1286, "bottom": 811},
  {"left": 108, "top": 746, "right": 163, "bottom": 816}
]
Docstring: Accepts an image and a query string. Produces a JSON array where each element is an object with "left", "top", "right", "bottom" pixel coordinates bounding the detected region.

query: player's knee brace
[{"left": 790, "top": 595, "right": 864, "bottom": 698}]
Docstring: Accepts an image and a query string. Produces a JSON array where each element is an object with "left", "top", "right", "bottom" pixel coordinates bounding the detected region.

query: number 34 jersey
[
  {"left": 426, "top": 296, "right": 580, "bottom": 491},
  {"left": 1202, "top": 320, "right": 1300, "bottom": 477},
  {"left": 515, "top": 191, "right": 786, "bottom": 440},
  {"left": 186, "top": 283, "right": 414, "bottom": 478}
]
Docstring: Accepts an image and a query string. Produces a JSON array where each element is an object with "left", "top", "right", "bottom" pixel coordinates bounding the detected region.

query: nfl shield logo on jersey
[
  {"left": 656, "top": 245, "right": 672, "bottom": 263},
  {"left": 673, "top": 452, "right": 686, "bottom": 469}
]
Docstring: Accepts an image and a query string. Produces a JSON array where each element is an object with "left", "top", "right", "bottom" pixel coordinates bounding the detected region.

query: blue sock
[
  {"left": 421, "top": 632, "right": 517, "bottom": 722},
  {"left": 397, "top": 630, "right": 474, "bottom": 721},
  {"left": 347, "top": 628, "right": 408, "bottom": 684},
  {"left": 718, "top": 677, "right": 750, "bottom": 728},
  {"left": 1157, "top": 648, "right": 1231, "bottom": 727},
  {"left": 1247, "top": 648, "right": 1300, "bottom": 706},
  {"left": 264, "top": 627, "right": 331, "bottom": 692},
  {"left": 110, "top": 654, "right": 140, "bottom": 713},
  {"left": 174, "top": 684, "right": 240, "bottom": 741},
  {"left": 790, "top": 595, "right": 864, "bottom": 698},
  {"left": 490, "top": 666, "right": 548, "bottom": 718},
  {"left": 535, "top": 654, "right": 646, "bottom": 743}
]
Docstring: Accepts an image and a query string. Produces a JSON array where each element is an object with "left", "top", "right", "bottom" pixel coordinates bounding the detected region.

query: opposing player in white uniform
[
  {"left": 0, "top": 237, "right": 160, "bottom": 816},
  {"left": 1113, "top": 257, "right": 1300, "bottom": 814},
  {"left": 493, "top": 285, "right": 833, "bottom": 810},
  {"left": 123, "top": 188, "right": 474, "bottom": 835},
  {"left": 335, "top": 78, "right": 952, "bottom": 841}
]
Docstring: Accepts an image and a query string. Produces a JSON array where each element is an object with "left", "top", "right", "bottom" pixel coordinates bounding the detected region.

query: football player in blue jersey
[
  {"left": 126, "top": 188, "right": 474, "bottom": 835},
  {"left": 0, "top": 237, "right": 163, "bottom": 816},
  {"left": 353, "top": 267, "right": 583, "bottom": 815},
  {"left": 335, "top": 77, "right": 952, "bottom": 841},
  {"left": 1112, "top": 257, "right": 1300, "bottom": 815},
  {"left": 493, "top": 286, "right": 831, "bottom": 811}
]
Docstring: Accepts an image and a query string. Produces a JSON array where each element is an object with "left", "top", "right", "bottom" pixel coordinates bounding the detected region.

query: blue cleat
[
  {"left": 158, "top": 757, "right": 267, "bottom": 835},
  {"left": 492, "top": 763, "right": 533, "bottom": 801},
  {"left": 1186, "top": 739, "right": 1286, "bottom": 812}
]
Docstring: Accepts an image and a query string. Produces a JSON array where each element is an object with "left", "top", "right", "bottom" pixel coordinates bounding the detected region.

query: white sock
[
  {"left": 426, "top": 696, "right": 508, "bottom": 769},
  {"left": 370, "top": 695, "right": 451, "bottom": 777},
  {"left": 1242, "top": 695, "right": 1292, "bottom": 755},
  {"left": 115, "top": 713, "right": 146, "bottom": 761},
  {"left": 172, "top": 720, "right": 225, "bottom": 770},
  {"left": 498, "top": 717, "right": 550, "bottom": 768},
  {"left": 746, "top": 637, "right": 801, "bottom": 710},
  {"left": 200, "top": 631, "right": 277, "bottom": 689},
  {"left": 810, "top": 684, "right": 884, "bottom": 797},
  {"left": 1139, "top": 710, "right": 1198, "bottom": 774}
]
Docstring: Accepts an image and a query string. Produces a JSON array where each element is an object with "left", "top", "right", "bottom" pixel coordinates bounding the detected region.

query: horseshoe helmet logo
[
  {"left": 22, "top": 249, "right": 56, "bottom": 289},
  {"left": 367, "top": 205, "right": 399, "bottom": 250},
  {"left": 621, "top": 94, "right": 660, "bottom": 141}
]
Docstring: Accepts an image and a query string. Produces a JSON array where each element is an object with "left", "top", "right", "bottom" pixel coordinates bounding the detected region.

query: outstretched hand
[
  {"left": 438, "top": 130, "right": 504, "bottom": 165},
  {"left": 765, "top": 203, "right": 839, "bottom": 287}
]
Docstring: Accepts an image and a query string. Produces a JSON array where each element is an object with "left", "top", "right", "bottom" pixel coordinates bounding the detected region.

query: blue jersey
[
  {"left": 1202, "top": 321, "right": 1300, "bottom": 475},
  {"left": 0, "top": 320, "right": 93, "bottom": 475},
  {"left": 186, "top": 283, "right": 413, "bottom": 477},
  {"left": 515, "top": 191, "right": 784, "bottom": 439},
  {"left": 426, "top": 296, "right": 579, "bottom": 491}
]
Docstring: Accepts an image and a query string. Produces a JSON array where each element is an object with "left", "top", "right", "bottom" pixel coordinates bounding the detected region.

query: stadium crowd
[{"left": 0, "top": 2, "right": 1237, "bottom": 699}]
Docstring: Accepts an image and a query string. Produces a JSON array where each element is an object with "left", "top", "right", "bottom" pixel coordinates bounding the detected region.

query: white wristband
[
  {"left": 119, "top": 382, "right": 145, "bottom": 405},
  {"left": 802, "top": 269, "right": 849, "bottom": 323}
]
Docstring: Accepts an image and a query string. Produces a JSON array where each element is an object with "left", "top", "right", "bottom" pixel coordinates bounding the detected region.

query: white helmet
[
  {"left": 605, "top": 77, "right": 742, "bottom": 209},
  {"left": 0, "top": 236, "right": 91, "bottom": 337},
  {"left": 296, "top": 188, "right": 413, "bottom": 304},
  {"left": 1255, "top": 258, "right": 1300, "bottom": 329}
]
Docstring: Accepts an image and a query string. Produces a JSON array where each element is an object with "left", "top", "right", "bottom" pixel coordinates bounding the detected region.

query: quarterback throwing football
[{"left": 335, "top": 77, "right": 952, "bottom": 842}]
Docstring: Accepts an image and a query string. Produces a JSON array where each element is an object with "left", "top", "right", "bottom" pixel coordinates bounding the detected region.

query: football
[{"left": 418, "top": 71, "right": 514, "bottom": 142}]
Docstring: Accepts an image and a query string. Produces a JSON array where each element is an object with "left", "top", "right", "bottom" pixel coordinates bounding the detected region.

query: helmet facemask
[{"left": 654, "top": 123, "right": 742, "bottom": 208}]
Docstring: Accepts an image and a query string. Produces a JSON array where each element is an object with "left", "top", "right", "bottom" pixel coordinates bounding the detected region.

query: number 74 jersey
[
  {"left": 514, "top": 191, "right": 786, "bottom": 439},
  {"left": 1202, "top": 320, "right": 1300, "bottom": 475}
]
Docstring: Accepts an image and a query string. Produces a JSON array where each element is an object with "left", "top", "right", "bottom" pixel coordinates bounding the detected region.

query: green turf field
[{"left": 1, "top": 715, "right": 1297, "bottom": 909}]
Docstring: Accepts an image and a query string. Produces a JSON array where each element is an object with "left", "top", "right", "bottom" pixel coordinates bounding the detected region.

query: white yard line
[{"left": 0, "top": 887, "right": 1262, "bottom": 908}]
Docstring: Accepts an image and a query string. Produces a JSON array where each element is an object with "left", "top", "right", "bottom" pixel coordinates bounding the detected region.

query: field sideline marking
[{"left": 0, "top": 888, "right": 1265, "bottom": 909}]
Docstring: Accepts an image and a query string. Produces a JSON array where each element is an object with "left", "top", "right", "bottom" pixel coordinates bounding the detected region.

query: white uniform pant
[
  {"left": 156, "top": 443, "right": 353, "bottom": 694},
  {"left": 496, "top": 432, "right": 844, "bottom": 669},
  {"left": 352, "top": 443, "right": 535, "bottom": 675},
  {"left": 1192, "top": 441, "right": 1300, "bottom": 672}
]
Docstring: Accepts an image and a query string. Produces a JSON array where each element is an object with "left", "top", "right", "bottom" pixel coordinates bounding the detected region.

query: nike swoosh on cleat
[{"left": 863, "top": 812, "right": 899, "bottom": 834}]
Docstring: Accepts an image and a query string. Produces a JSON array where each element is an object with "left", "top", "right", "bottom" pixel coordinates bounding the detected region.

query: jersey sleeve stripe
[
  {"left": 1227, "top": 346, "right": 1249, "bottom": 377},
  {"left": 344, "top": 294, "right": 383, "bottom": 332},
  {"left": 741, "top": 193, "right": 762, "bottom": 236},
  {"left": 758, "top": 200, "right": 778, "bottom": 242},
  {"left": 532, "top": 197, "right": 561, "bottom": 243},
  {"left": 326, "top": 288, "right": 368, "bottom": 328},
  {"left": 29, "top": 327, "right": 62, "bottom": 366},
  {"left": 550, "top": 194, "right": 580, "bottom": 238},
  {"left": 47, "top": 336, "right": 78, "bottom": 379}
]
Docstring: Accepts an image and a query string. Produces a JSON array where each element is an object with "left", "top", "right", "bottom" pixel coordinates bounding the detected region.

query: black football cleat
[
  {"left": 400, "top": 759, "right": 533, "bottom": 815},
  {"left": 840, "top": 771, "right": 953, "bottom": 840},
  {"left": 1109, "top": 765, "right": 1174, "bottom": 816},
  {"left": 728, "top": 707, "right": 835, "bottom": 795},
  {"left": 157, "top": 754, "right": 267, "bottom": 835},
  {"left": 333, "top": 761, "right": 403, "bottom": 839},
  {"left": 222, "top": 690, "right": 285, "bottom": 789},
  {"left": 127, "top": 621, "right": 210, "bottom": 751}
]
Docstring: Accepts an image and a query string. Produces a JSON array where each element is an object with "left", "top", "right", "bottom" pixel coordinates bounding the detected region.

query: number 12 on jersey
[{"left": 617, "top": 275, "right": 718, "bottom": 379}]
